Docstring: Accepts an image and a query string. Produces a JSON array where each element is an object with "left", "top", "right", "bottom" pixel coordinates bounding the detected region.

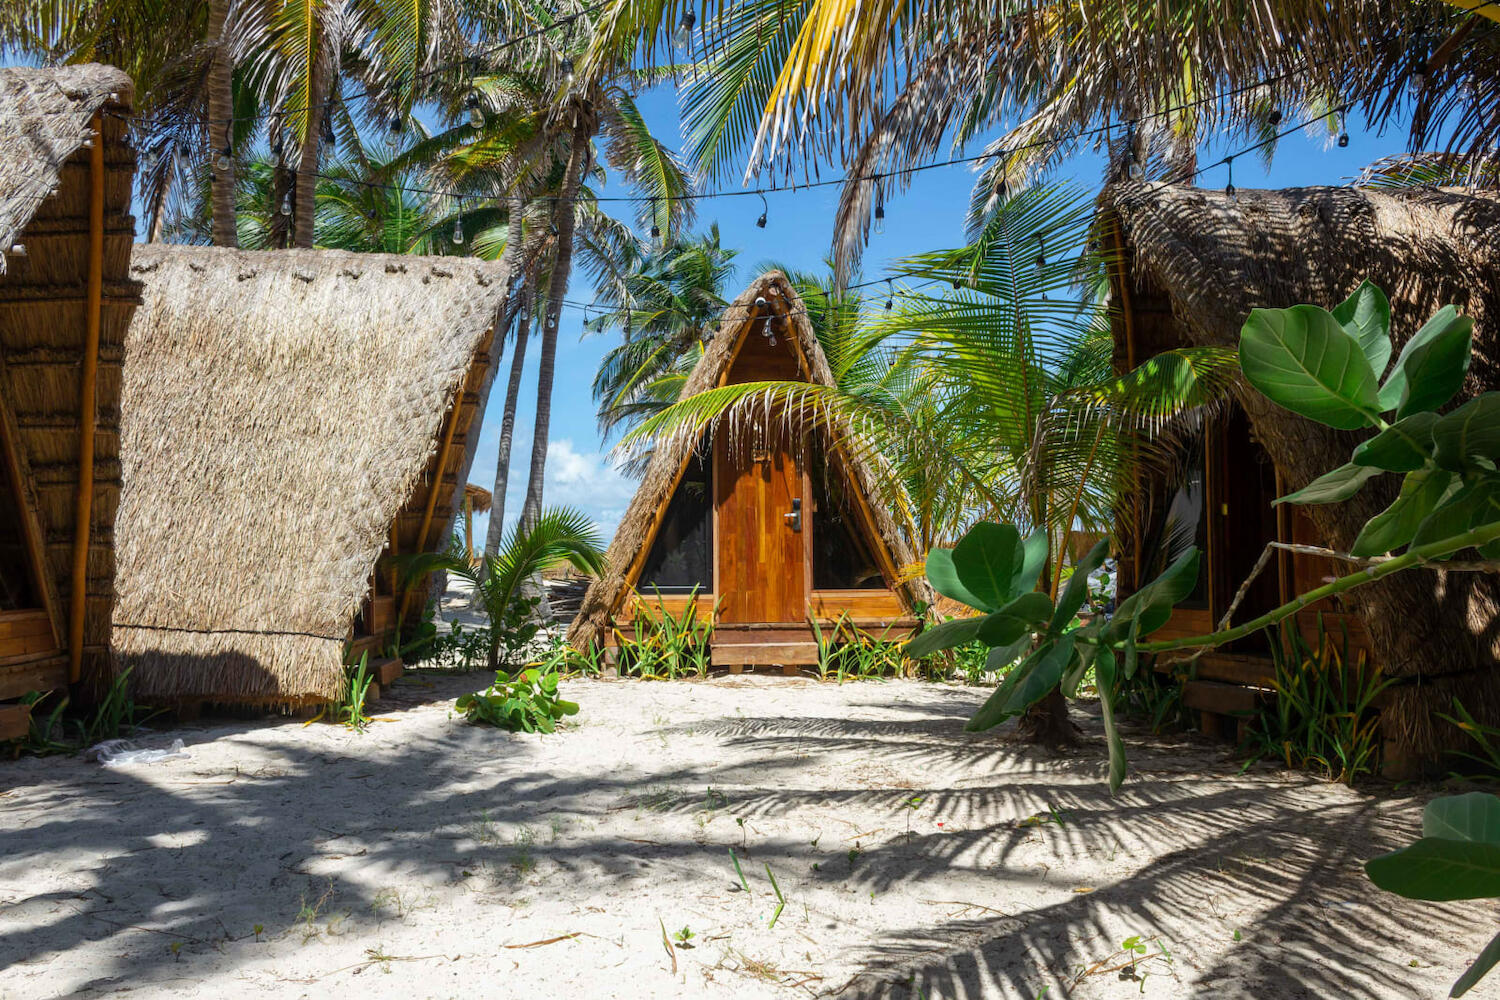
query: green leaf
[
  {"left": 967, "top": 646, "right": 1042, "bottom": 731},
  {"left": 1108, "top": 550, "right": 1200, "bottom": 640},
  {"left": 1351, "top": 469, "right": 1454, "bottom": 557},
  {"left": 1011, "top": 530, "right": 1049, "bottom": 598},
  {"left": 905, "top": 615, "right": 985, "bottom": 658},
  {"left": 1424, "top": 792, "right": 1500, "bottom": 844},
  {"left": 1452, "top": 927, "right": 1500, "bottom": 997},
  {"left": 1095, "top": 647, "right": 1127, "bottom": 794},
  {"left": 1051, "top": 538, "right": 1110, "bottom": 633},
  {"left": 1239, "top": 305, "right": 1382, "bottom": 430},
  {"left": 1330, "top": 279, "right": 1393, "bottom": 378},
  {"left": 1433, "top": 394, "right": 1500, "bottom": 472},
  {"left": 1351, "top": 412, "right": 1437, "bottom": 472},
  {"left": 1365, "top": 837, "right": 1500, "bottom": 900},
  {"left": 1276, "top": 463, "right": 1384, "bottom": 506},
  {"left": 974, "top": 591, "right": 1055, "bottom": 647},
  {"left": 999, "top": 591, "right": 1055, "bottom": 627},
  {"left": 1003, "top": 635, "right": 1076, "bottom": 715},
  {"left": 951, "top": 522, "right": 1024, "bottom": 611},
  {"left": 1411, "top": 481, "right": 1500, "bottom": 555},
  {"left": 1378, "top": 306, "right": 1473, "bottom": 418},
  {"left": 925, "top": 547, "right": 994, "bottom": 613}
]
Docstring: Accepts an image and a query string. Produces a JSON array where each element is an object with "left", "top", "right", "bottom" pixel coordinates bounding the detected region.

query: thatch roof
[
  {"left": 1105, "top": 181, "right": 1500, "bottom": 756},
  {"left": 113, "top": 245, "right": 508, "bottom": 703},
  {"left": 0, "top": 64, "right": 132, "bottom": 273},
  {"left": 569, "top": 271, "right": 928, "bottom": 651},
  {"left": 464, "top": 482, "right": 493, "bottom": 513}
]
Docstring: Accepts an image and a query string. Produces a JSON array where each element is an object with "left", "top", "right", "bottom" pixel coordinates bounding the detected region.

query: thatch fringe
[
  {"left": 569, "top": 271, "right": 928, "bottom": 652},
  {"left": 0, "top": 64, "right": 132, "bottom": 273},
  {"left": 113, "top": 245, "right": 508, "bottom": 703},
  {"left": 1106, "top": 181, "right": 1500, "bottom": 758}
]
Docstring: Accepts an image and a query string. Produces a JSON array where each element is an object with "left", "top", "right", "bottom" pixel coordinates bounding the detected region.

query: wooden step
[
  {"left": 0, "top": 703, "right": 31, "bottom": 742},
  {"left": 1182, "top": 680, "right": 1269, "bottom": 716},
  {"left": 370, "top": 656, "right": 403, "bottom": 687},
  {"left": 710, "top": 641, "right": 820, "bottom": 667}
]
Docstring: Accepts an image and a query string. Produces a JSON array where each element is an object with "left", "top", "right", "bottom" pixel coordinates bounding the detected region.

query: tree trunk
[
  {"left": 269, "top": 166, "right": 294, "bottom": 248},
  {"left": 205, "top": 0, "right": 238, "bottom": 247},
  {"left": 1017, "top": 689, "right": 1075, "bottom": 746},
  {"left": 293, "top": 51, "right": 326, "bottom": 249},
  {"left": 519, "top": 112, "right": 592, "bottom": 532},
  {"left": 487, "top": 292, "right": 532, "bottom": 554}
]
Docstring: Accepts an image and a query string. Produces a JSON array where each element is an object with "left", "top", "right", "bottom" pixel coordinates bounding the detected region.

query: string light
[
  {"left": 1267, "top": 108, "right": 1282, "bottom": 127},
  {"left": 466, "top": 92, "right": 484, "bottom": 129},
  {"left": 650, "top": 197, "right": 661, "bottom": 240},
  {"left": 320, "top": 103, "right": 336, "bottom": 144},
  {"left": 1225, "top": 155, "right": 1237, "bottom": 202},
  {"left": 884, "top": 279, "right": 893, "bottom": 311},
  {"left": 386, "top": 115, "right": 404, "bottom": 148},
  {"left": 215, "top": 137, "right": 232, "bottom": 172},
  {"left": 1125, "top": 123, "right": 1143, "bottom": 181},
  {"left": 874, "top": 198, "right": 886, "bottom": 234},
  {"left": 1337, "top": 109, "right": 1350, "bottom": 148},
  {"left": 675, "top": 9, "right": 697, "bottom": 46},
  {"left": 453, "top": 201, "right": 465, "bottom": 245},
  {"left": 279, "top": 191, "right": 292, "bottom": 216},
  {"left": 561, "top": 56, "right": 575, "bottom": 86},
  {"left": 1034, "top": 235, "right": 1045, "bottom": 269},
  {"left": 995, "top": 166, "right": 1008, "bottom": 200},
  {"left": 755, "top": 191, "right": 768, "bottom": 228}
]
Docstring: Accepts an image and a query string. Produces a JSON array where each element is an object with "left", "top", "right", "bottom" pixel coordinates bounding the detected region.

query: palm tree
[
  {"left": 398, "top": 508, "right": 607, "bottom": 671},
  {"left": 585, "top": 226, "right": 738, "bottom": 445},
  {"left": 593, "top": 0, "right": 1499, "bottom": 282},
  {"left": 620, "top": 183, "right": 1239, "bottom": 740}
]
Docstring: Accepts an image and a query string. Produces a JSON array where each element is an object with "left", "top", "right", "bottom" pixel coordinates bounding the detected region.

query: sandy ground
[{"left": 0, "top": 672, "right": 1494, "bottom": 1000}]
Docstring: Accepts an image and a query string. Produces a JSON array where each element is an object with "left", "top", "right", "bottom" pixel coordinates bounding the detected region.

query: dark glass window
[
  {"left": 810, "top": 454, "right": 885, "bottom": 590},
  {"left": 638, "top": 443, "right": 713, "bottom": 593},
  {"left": 1161, "top": 435, "right": 1210, "bottom": 609},
  {"left": 0, "top": 432, "right": 39, "bottom": 611}
]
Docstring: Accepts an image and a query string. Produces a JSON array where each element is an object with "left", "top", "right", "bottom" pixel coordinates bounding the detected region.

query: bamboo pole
[
  {"left": 400, "top": 394, "right": 464, "bottom": 619},
  {"left": 69, "top": 115, "right": 104, "bottom": 683}
]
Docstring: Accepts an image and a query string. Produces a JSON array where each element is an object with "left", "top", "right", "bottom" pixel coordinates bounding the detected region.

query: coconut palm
[
  {"left": 585, "top": 226, "right": 738, "bottom": 444},
  {"left": 395, "top": 507, "right": 607, "bottom": 671},
  {"left": 592, "top": 0, "right": 1500, "bottom": 281}
]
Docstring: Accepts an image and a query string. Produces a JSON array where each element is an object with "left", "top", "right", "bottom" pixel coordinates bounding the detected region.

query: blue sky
[{"left": 470, "top": 86, "right": 1411, "bottom": 547}]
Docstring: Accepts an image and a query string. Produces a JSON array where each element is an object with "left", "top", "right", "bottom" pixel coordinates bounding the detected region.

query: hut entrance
[
  {"left": 714, "top": 422, "right": 807, "bottom": 624},
  {"left": 0, "top": 423, "right": 41, "bottom": 612},
  {"left": 1208, "top": 409, "right": 1281, "bottom": 653}
]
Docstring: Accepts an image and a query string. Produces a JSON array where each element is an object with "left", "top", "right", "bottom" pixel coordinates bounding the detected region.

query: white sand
[{"left": 0, "top": 672, "right": 1491, "bottom": 999}]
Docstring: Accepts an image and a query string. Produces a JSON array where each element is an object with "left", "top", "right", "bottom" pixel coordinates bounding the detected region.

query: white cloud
[{"left": 470, "top": 439, "right": 636, "bottom": 544}]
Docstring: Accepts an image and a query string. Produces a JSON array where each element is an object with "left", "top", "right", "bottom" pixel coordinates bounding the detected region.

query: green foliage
[
  {"left": 809, "top": 614, "right": 911, "bottom": 682},
  {"left": 456, "top": 667, "right": 579, "bottom": 733},
  {"left": 12, "top": 669, "right": 156, "bottom": 756},
  {"left": 1438, "top": 699, "right": 1500, "bottom": 779},
  {"left": 421, "top": 620, "right": 495, "bottom": 673},
  {"left": 339, "top": 654, "right": 375, "bottom": 733},
  {"left": 1366, "top": 792, "right": 1500, "bottom": 996},
  {"left": 391, "top": 508, "right": 606, "bottom": 673},
  {"left": 1245, "top": 621, "right": 1391, "bottom": 784},
  {"left": 612, "top": 588, "right": 714, "bottom": 679}
]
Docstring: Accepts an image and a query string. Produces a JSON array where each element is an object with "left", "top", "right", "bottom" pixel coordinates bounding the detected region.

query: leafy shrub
[
  {"left": 456, "top": 667, "right": 579, "bottom": 733},
  {"left": 613, "top": 587, "right": 713, "bottom": 679},
  {"left": 1366, "top": 793, "right": 1500, "bottom": 997}
]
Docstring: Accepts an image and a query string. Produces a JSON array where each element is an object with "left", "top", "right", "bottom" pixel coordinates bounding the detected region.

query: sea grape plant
[{"left": 908, "top": 280, "right": 1500, "bottom": 795}]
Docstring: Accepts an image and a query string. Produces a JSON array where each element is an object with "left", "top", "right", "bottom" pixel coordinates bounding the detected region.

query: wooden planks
[
  {"left": 710, "top": 641, "right": 820, "bottom": 666},
  {"left": 808, "top": 590, "right": 905, "bottom": 621},
  {"left": 0, "top": 609, "right": 56, "bottom": 661},
  {"left": 0, "top": 651, "right": 66, "bottom": 701},
  {"left": 0, "top": 703, "right": 29, "bottom": 742},
  {"left": 715, "top": 419, "right": 805, "bottom": 625}
]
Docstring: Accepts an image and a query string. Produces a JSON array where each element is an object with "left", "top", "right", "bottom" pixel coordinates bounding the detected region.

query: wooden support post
[
  {"left": 464, "top": 493, "right": 474, "bottom": 565},
  {"left": 400, "top": 394, "right": 464, "bottom": 619},
  {"left": 69, "top": 115, "right": 105, "bottom": 684}
]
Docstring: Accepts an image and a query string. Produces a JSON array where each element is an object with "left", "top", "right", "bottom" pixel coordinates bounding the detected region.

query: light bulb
[
  {"left": 466, "top": 93, "right": 483, "bottom": 129},
  {"left": 755, "top": 210, "right": 767, "bottom": 229},
  {"left": 755, "top": 193, "right": 768, "bottom": 229},
  {"left": 453, "top": 216, "right": 465, "bottom": 245},
  {"left": 1128, "top": 161, "right": 1144, "bottom": 181},
  {"left": 651, "top": 222, "right": 660, "bottom": 239},
  {"left": 1225, "top": 182, "right": 1237, "bottom": 202},
  {"left": 215, "top": 143, "right": 231, "bottom": 172},
  {"left": 675, "top": 10, "right": 697, "bottom": 46},
  {"left": 561, "top": 57, "right": 575, "bottom": 87},
  {"left": 386, "top": 116, "right": 404, "bottom": 148},
  {"left": 1267, "top": 108, "right": 1282, "bottom": 127},
  {"left": 873, "top": 202, "right": 885, "bottom": 235},
  {"left": 1337, "top": 131, "right": 1350, "bottom": 148},
  {"left": 280, "top": 192, "right": 292, "bottom": 216}
]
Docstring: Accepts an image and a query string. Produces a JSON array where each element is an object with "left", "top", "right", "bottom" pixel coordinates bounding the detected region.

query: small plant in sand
[
  {"left": 903, "top": 795, "right": 925, "bottom": 843},
  {"left": 457, "top": 666, "right": 579, "bottom": 733},
  {"left": 672, "top": 925, "right": 695, "bottom": 948},
  {"left": 338, "top": 654, "right": 375, "bottom": 732}
]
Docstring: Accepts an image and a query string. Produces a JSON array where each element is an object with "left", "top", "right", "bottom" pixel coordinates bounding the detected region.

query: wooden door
[{"left": 715, "top": 425, "right": 807, "bottom": 623}]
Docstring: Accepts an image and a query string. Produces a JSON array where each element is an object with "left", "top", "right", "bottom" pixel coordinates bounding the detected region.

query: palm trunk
[
  {"left": 519, "top": 114, "right": 591, "bottom": 532},
  {"left": 486, "top": 287, "right": 532, "bottom": 555},
  {"left": 206, "top": 0, "right": 237, "bottom": 247},
  {"left": 293, "top": 53, "right": 326, "bottom": 249}
]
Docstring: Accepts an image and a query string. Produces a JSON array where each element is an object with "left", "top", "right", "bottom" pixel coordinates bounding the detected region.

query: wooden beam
[
  {"left": 399, "top": 387, "right": 465, "bottom": 619},
  {"left": 69, "top": 115, "right": 105, "bottom": 684}
]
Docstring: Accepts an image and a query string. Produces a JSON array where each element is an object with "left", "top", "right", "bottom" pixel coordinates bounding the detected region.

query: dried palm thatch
[
  {"left": 1106, "top": 181, "right": 1500, "bottom": 759},
  {"left": 569, "top": 271, "right": 929, "bottom": 652},
  {"left": 464, "top": 482, "right": 493, "bottom": 514},
  {"left": 0, "top": 64, "right": 137, "bottom": 689},
  {"left": 0, "top": 64, "right": 131, "bottom": 272},
  {"left": 113, "top": 245, "right": 508, "bottom": 704}
]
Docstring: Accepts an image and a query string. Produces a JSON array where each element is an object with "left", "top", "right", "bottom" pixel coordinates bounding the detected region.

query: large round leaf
[
  {"left": 1239, "top": 305, "right": 1382, "bottom": 430},
  {"left": 950, "top": 522, "right": 1024, "bottom": 611},
  {"left": 1365, "top": 837, "right": 1500, "bottom": 900},
  {"left": 1377, "top": 305, "right": 1473, "bottom": 419},
  {"left": 1331, "top": 279, "right": 1393, "bottom": 378},
  {"left": 1433, "top": 394, "right": 1500, "bottom": 472}
]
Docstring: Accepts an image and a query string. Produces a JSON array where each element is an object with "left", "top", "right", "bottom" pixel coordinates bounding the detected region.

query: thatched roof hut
[
  {"left": 1104, "top": 181, "right": 1500, "bottom": 765},
  {"left": 113, "top": 245, "right": 505, "bottom": 705},
  {"left": 569, "top": 272, "right": 928, "bottom": 667},
  {"left": 0, "top": 65, "right": 138, "bottom": 713}
]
